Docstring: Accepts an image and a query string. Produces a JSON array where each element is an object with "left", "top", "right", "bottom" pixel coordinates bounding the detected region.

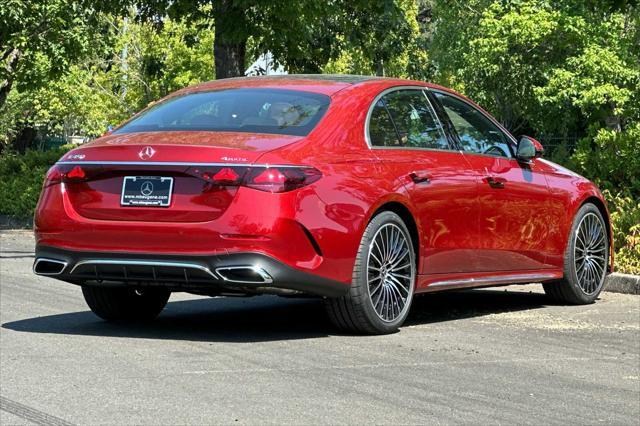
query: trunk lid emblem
[{"left": 139, "top": 146, "right": 156, "bottom": 160}]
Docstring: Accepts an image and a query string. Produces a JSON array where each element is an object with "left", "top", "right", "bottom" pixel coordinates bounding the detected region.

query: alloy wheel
[
  {"left": 367, "top": 223, "right": 415, "bottom": 322},
  {"left": 574, "top": 212, "right": 607, "bottom": 295}
]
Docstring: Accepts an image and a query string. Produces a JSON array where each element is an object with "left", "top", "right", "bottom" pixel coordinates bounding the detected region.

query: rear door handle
[
  {"left": 484, "top": 176, "right": 506, "bottom": 189},
  {"left": 409, "top": 172, "right": 431, "bottom": 184}
]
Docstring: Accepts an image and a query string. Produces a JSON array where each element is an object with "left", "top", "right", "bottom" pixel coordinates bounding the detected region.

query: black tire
[
  {"left": 325, "top": 211, "right": 416, "bottom": 334},
  {"left": 543, "top": 203, "right": 609, "bottom": 304},
  {"left": 82, "top": 286, "right": 170, "bottom": 321}
]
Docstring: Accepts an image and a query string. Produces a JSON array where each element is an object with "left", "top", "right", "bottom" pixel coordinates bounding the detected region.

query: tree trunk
[
  {"left": 214, "top": 34, "right": 246, "bottom": 79},
  {"left": 12, "top": 126, "right": 37, "bottom": 153},
  {"left": 0, "top": 48, "right": 22, "bottom": 110},
  {"left": 213, "top": 0, "right": 247, "bottom": 79},
  {"left": 375, "top": 57, "right": 385, "bottom": 76},
  {"left": 605, "top": 102, "right": 622, "bottom": 131}
]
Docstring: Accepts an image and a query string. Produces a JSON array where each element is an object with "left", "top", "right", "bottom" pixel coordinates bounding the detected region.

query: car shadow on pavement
[
  {"left": 2, "top": 288, "right": 550, "bottom": 342},
  {"left": 406, "top": 288, "right": 550, "bottom": 326}
]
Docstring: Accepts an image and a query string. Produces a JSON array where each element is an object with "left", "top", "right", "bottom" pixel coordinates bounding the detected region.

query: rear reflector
[{"left": 212, "top": 167, "right": 240, "bottom": 183}]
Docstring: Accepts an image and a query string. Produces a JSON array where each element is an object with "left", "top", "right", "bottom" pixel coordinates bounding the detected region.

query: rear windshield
[{"left": 114, "top": 88, "right": 331, "bottom": 137}]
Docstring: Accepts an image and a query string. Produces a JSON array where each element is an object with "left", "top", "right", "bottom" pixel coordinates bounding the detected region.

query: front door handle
[
  {"left": 484, "top": 176, "right": 506, "bottom": 189},
  {"left": 409, "top": 172, "right": 431, "bottom": 184}
]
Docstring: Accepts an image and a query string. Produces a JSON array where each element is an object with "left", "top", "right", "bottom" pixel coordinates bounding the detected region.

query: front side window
[
  {"left": 368, "top": 89, "right": 449, "bottom": 149},
  {"left": 433, "top": 92, "right": 513, "bottom": 158},
  {"left": 114, "top": 88, "right": 330, "bottom": 137}
]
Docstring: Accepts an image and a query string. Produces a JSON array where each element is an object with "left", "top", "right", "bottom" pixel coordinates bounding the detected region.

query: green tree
[
  {"left": 0, "top": 13, "right": 215, "bottom": 149},
  {"left": 104, "top": 0, "right": 420, "bottom": 78},
  {"left": 429, "top": 0, "right": 639, "bottom": 136},
  {"left": 0, "top": 0, "right": 103, "bottom": 109}
]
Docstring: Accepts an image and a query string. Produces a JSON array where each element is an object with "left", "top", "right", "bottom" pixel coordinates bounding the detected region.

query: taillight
[
  {"left": 245, "top": 167, "right": 322, "bottom": 193},
  {"left": 187, "top": 165, "right": 321, "bottom": 193},
  {"left": 44, "top": 165, "right": 63, "bottom": 187},
  {"left": 43, "top": 164, "right": 97, "bottom": 187}
]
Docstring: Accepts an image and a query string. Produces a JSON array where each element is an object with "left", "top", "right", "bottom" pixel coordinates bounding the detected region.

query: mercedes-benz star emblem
[
  {"left": 139, "top": 146, "right": 156, "bottom": 160},
  {"left": 141, "top": 181, "right": 154, "bottom": 196}
]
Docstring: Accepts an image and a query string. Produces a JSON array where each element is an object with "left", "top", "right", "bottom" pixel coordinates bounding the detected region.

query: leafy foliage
[
  {"left": 607, "top": 191, "right": 640, "bottom": 274},
  {"left": 429, "top": 0, "right": 640, "bottom": 136},
  {"left": 0, "top": 147, "right": 71, "bottom": 217},
  {"left": 0, "top": 1, "right": 105, "bottom": 108},
  {"left": 572, "top": 124, "right": 640, "bottom": 196},
  {"left": 572, "top": 125, "right": 640, "bottom": 274},
  {"left": 0, "top": 0, "right": 638, "bottom": 272},
  {"left": 0, "top": 13, "right": 214, "bottom": 147}
]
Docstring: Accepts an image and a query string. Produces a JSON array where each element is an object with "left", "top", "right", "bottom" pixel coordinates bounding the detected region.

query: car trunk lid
[{"left": 59, "top": 131, "right": 302, "bottom": 222}]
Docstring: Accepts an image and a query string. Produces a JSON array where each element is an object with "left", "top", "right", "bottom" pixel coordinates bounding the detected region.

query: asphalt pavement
[{"left": 1, "top": 230, "right": 639, "bottom": 425}]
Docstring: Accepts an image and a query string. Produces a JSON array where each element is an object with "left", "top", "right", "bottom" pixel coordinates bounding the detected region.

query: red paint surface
[{"left": 35, "top": 77, "right": 613, "bottom": 291}]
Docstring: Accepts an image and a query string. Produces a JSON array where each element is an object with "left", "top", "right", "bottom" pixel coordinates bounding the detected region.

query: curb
[{"left": 605, "top": 273, "right": 640, "bottom": 295}]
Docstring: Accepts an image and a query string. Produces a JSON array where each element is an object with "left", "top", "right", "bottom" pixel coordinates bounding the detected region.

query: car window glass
[
  {"left": 382, "top": 90, "right": 449, "bottom": 150},
  {"left": 114, "top": 88, "right": 330, "bottom": 137},
  {"left": 434, "top": 92, "right": 512, "bottom": 158},
  {"left": 369, "top": 99, "right": 401, "bottom": 147}
]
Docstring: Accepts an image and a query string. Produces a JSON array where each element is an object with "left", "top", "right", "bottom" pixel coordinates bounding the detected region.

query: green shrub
[
  {"left": 606, "top": 191, "right": 640, "bottom": 275},
  {"left": 616, "top": 224, "right": 640, "bottom": 275},
  {"left": 0, "top": 147, "right": 71, "bottom": 218},
  {"left": 571, "top": 124, "right": 640, "bottom": 275},
  {"left": 572, "top": 124, "right": 640, "bottom": 197}
]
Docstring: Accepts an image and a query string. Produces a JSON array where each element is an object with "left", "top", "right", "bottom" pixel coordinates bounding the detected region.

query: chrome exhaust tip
[
  {"left": 215, "top": 266, "right": 273, "bottom": 284},
  {"left": 33, "top": 258, "right": 68, "bottom": 276}
]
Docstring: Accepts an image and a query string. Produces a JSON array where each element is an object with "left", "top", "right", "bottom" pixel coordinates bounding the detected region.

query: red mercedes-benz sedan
[{"left": 33, "top": 75, "right": 613, "bottom": 334}]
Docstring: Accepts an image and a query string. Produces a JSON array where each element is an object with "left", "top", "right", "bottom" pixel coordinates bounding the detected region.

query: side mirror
[{"left": 516, "top": 136, "right": 544, "bottom": 162}]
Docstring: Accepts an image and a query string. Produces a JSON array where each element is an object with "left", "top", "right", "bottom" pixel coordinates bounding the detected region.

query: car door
[
  {"left": 368, "top": 87, "right": 480, "bottom": 275},
  {"left": 431, "top": 90, "right": 554, "bottom": 271}
]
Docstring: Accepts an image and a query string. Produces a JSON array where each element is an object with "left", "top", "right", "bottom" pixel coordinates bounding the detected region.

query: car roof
[{"left": 177, "top": 74, "right": 441, "bottom": 97}]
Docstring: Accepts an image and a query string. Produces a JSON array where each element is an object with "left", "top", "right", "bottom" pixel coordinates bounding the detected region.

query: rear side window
[
  {"left": 114, "top": 88, "right": 331, "bottom": 137},
  {"left": 368, "top": 89, "right": 449, "bottom": 149},
  {"left": 369, "top": 100, "right": 400, "bottom": 147}
]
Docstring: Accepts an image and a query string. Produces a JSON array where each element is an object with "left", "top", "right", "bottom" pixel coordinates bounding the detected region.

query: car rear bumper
[
  {"left": 35, "top": 183, "right": 364, "bottom": 287},
  {"left": 34, "top": 245, "right": 349, "bottom": 297}
]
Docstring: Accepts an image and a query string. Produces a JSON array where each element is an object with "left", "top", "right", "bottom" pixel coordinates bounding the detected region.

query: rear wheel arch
[{"left": 370, "top": 201, "right": 420, "bottom": 272}]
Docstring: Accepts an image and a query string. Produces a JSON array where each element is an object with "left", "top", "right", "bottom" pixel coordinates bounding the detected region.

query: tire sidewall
[
  {"left": 565, "top": 204, "right": 609, "bottom": 303},
  {"left": 355, "top": 211, "right": 416, "bottom": 333}
]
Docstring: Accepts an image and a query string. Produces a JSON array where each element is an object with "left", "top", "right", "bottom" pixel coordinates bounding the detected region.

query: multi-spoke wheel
[
  {"left": 574, "top": 212, "right": 608, "bottom": 295},
  {"left": 544, "top": 203, "right": 609, "bottom": 304},
  {"left": 367, "top": 223, "right": 414, "bottom": 322},
  {"left": 325, "top": 211, "right": 416, "bottom": 334}
]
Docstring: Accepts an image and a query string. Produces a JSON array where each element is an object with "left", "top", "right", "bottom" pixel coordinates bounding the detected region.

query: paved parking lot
[{"left": 1, "top": 230, "right": 639, "bottom": 425}]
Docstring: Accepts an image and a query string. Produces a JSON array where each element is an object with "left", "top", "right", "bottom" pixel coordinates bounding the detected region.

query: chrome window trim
[
  {"left": 428, "top": 88, "right": 518, "bottom": 158},
  {"left": 364, "top": 85, "right": 452, "bottom": 151},
  {"left": 420, "top": 89, "right": 448, "bottom": 145},
  {"left": 427, "top": 272, "right": 558, "bottom": 290},
  {"left": 361, "top": 146, "right": 457, "bottom": 154},
  {"left": 69, "top": 259, "right": 218, "bottom": 278},
  {"left": 57, "top": 161, "right": 311, "bottom": 169}
]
